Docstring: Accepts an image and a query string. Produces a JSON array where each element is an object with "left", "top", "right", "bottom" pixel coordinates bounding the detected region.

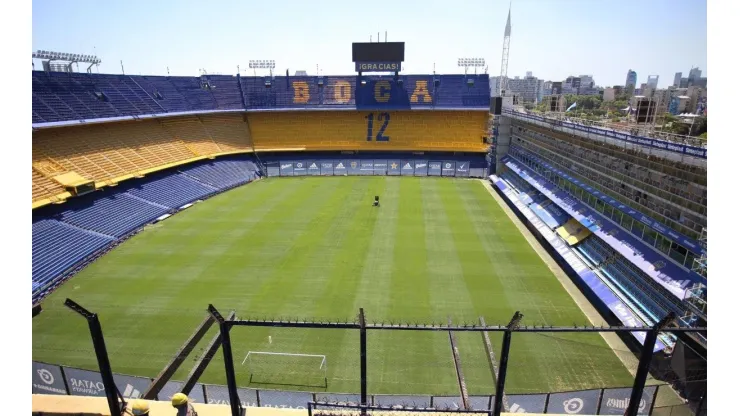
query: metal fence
[{"left": 44, "top": 300, "right": 706, "bottom": 416}]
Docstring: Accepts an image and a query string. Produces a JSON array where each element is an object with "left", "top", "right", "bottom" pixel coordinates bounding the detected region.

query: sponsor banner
[
  {"left": 373, "top": 160, "right": 388, "bottom": 176},
  {"left": 400, "top": 160, "right": 415, "bottom": 176},
  {"left": 266, "top": 163, "right": 280, "bottom": 177},
  {"left": 279, "top": 161, "right": 294, "bottom": 176},
  {"left": 387, "top": 160, "right": 401, "bottom": 176},
  {"left": 374, "top": 395, "right": 431, "bottom": 408},
  {"left": 32, "top": 362, "right": 67, "bottom": 395},
  {"left": 442, "top": 161, "right": 455, "bottom": 177},
  {"left": 427, "top": 161, "right": 442, "bottom": 176},
  {"left": 360, "top": 160, "right": 375, "bottom": 176},
  {"left": 158, "top": 381, "right": 205, "bottom": 403},
  {"left": 334, "top": 160, "right": 348, "bottom": 175},
  {"left": 507, "top": 394, "right": 547, "bottom": 414},
  {"left": 293, "top": 161, "right": 307, "bottom": 176},
  {"left": 348, "top": 160, "right": 362, "bottom": 175},
  {"left": 315, "top": 393, "right": 361, "bottom": 405},
  {"left": 599, "top": 386, "right": 656, "bottom": 415},
  {"left": 546, "top": 389, "right": 601, "bottom": 414},
  {"left": 414, "top": 160, "right": 428, "bottom": 176},
  {"left": 204, "top": 384, "right": 257, "bottom": 407},
  {"left": 306, "top": 160, "right": 321, "bottom": 176},
  {"left": 492, "top": 173, "right": 664, "bottom": 351},
  {"left": 113, "top": 373, "right": 151, "bottom": 399},
  {"left": 455, "top": 161, "right": 470, "bottom": 177},
  {"left": 320, "top": 160, "right": 334, "bottom": 176},
  {"left": 258, "top": 390, "right": 312, "bottom": 409},
  {"left": 62, "top": 367, "right": 106, "bottom": 397}
]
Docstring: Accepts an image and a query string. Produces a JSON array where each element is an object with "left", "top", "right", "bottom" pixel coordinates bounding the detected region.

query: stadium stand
[
  {"left": 248, "top": 110, "right": 489, "bottom": 152},
  {"left": 32, "top": 219, "right": 114, "bottom": 293},
  {"left": 57, "top": 193, "right": 168, "bottom": 237},
  {"left": 122, "top": 173, "right": 217, "bottom": 208}
]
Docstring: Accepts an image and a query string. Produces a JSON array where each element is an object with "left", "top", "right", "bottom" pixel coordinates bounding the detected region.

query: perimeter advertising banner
[
  {"left": 374, "top": 160, "right": 388, "bottom": 175},
  {"left": 387, "top": 160, "right": 401, "bottom": 175},
  {"left": 334, "top": 160, "right": 347, "bottom": 175},
  {"left": 62, "top": 367, "right": 106, "bottom": 397},
  {"left": 293, "top": 161, "right": 307, "bottom": 176},
  {"left": 427, "top": 161, "right": 442, "bottom": 176},
  {"left": 258, "top": 390, "right": 313, "bottom": 409},
  {"left": 349, "top": 160, "right": 362, "bottom": 175},
  {"left": 455, "top": 161, "right": 470, "bottom": 177},
  {"left": 113, "top": 373, "right": 152, "bottom": 399},
  {"left": 442, "top": 161, "right": 456, "bottom": 176},
  {"left": 360, "top": 160, "right": 375, "bottom": 175},
  {"left": 546, "top": 389, "right": 601, "bottom": 414},
  {"left": 598, "top": 386, "right": 657, "bottom": 415},
  {"left": 320, "top": 161, "right": 334, "bottom": 176},
  {"left": 414, "top": 160, "right": 428, "bottom": 176},
  {"left": 400, "top": 160, "right": 414, "bottom": 176},
  {"left": 32, "top": 362, "right": 67, "bottom": 395},
  {"left": 306, "top": 161, "right": 321, "bottom": 176},
  {"left": 279, "top": 161, "right": 294, "bottom": 176},
  {"left": 205, "top": 385, "right": 258, "bottom": 407},
  {"left": 506, "top": 394, "right": 547, "bottom": 413}
]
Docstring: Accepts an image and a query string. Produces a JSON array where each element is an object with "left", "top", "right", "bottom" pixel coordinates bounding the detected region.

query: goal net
[{"left": 243, "top": 351, "right": 327, "bottom": 387}]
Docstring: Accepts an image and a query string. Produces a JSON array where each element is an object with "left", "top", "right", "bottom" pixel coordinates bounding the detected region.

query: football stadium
[{"left": 30, "top": 27, "right": 707, "bottom": 416}]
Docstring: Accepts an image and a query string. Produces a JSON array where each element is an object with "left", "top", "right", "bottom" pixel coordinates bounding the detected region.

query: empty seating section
[
  {"left": 576, "top": 236, "right": 684, "bottom": 324},
  {"left": 32, "top": 157, "right": 259, "bottom": 299},
  {"left": 32, "top": 168, "right": 67, "bottom": 202},
  {"left": 33, "top": 72, "right": 245, "bottom": 123},
  {"left": 32, "top": 219, "right": 114, "bottom": 293},
  {"left": 123, "top": 174, "right": 216, "bottom": 208},
  {"left": 58, "top": 193, "right": 167, "bottom": 237},
  {"left": 31, "top": 115, "right": 255, "bottom": 204},
  {"left": 159, "top": 117, "right": 223, "bottom": 156},
  {"left": 248, "top": 111, "right": 489, "bottom": 152},
  {"left": 180, "top": 159, "right": 259, "bottom": 188}
]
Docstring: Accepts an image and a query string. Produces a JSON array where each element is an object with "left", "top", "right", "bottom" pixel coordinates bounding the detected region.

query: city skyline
[{"left": 32, "top": 0, "right": 706, "bottom": 88}]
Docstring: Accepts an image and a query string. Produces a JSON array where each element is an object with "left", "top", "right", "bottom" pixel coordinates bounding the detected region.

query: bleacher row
[
  {"left": 33, "top": 72, "right": 490, "bottom": 124},
  {"left": 497, "top": 167, "right": 686, "bottom": 338},
  {"left": 32, "top": 114, "right": 254, "bottom": 205},
  {"left": 32, "top": 158, "right": 260, "bottom": 301}
]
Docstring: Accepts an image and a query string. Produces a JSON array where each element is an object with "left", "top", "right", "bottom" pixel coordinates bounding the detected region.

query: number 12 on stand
[{"left": 365, "top": 112, "right": 390, "bottom": 141}]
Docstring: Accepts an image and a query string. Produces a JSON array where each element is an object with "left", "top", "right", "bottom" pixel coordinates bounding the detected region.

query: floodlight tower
[
  {"left": 457, "top": 58, "right": 486, "bottom": 75},
  {"left": 32, "top": 50, "right": 101, "bottom": 73},
  {"left": 248, "top": 60, "right": 276, "bottom": 77},
  {"left": 498, "top": 5, "right": 512, "bottom": 96}
]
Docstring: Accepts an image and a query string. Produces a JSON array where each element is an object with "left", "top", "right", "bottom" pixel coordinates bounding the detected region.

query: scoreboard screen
[{"left": 352, "top": 42, "right": 405, "bottom": 62}]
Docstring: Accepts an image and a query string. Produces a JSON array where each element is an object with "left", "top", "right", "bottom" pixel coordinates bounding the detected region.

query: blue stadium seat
[
  {"left": 58, "top": 193, "right": 168, "bottom": 237},
  {"left": 32, "top": 219, "right": 114, "bottom": 295}
]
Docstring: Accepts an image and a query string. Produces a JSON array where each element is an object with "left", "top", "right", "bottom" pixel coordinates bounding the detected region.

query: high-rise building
[
  {"left": 506, "top": 72, "right": 544, "bottom": 103},
  {"left": 578, "top": 75, "right": 595, "bottom": 89},
  {"left": 688, "top": 67, "right": 702, "bottom": 83},
  {"left": 647, "top": 75, "right": 659, "bottom": 89},
  {"left": 625, "top": 69, "right": 637, "bottom": 95},
  {"left": 673, "top": 72, "right": 682, "bottom": 87}
]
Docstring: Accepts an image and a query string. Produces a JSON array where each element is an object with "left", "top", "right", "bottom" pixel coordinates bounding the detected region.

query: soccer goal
[{"left": 242, "top": 351, "right": 328, "bottom": 387}]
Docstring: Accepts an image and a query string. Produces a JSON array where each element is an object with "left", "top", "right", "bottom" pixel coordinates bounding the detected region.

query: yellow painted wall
[{"left": 248, "top": 110, "right": 489, "bottom": 152}]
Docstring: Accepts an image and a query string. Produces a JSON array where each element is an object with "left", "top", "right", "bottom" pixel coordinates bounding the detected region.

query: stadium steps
[{"left": 124, "top": 192, "right": 172, "bottom": 210}]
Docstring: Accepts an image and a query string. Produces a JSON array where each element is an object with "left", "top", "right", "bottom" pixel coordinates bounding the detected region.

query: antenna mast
[{"left": 498, "top": 3, "right": 512, "bottom": 96}]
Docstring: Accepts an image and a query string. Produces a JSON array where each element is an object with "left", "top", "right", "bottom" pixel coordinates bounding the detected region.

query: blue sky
[{"left": 32, "top": 0, "right": 706, "bottom": 88}]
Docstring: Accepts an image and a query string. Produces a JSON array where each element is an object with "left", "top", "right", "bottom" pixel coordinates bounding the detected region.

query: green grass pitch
[{"left": 32, "top": 176, "right": 633, "bottom": 395}]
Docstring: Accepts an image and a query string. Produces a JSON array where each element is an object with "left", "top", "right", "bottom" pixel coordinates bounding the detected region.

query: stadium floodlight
[
  {"left": 32, "top": 50, "right": 101, "bottom": 65},
  {"left": 458, "top": 57, "right": 486, "bottom": 75},
  {"left": 248, "top": 60, "right": 275, "bottom": 69}
]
